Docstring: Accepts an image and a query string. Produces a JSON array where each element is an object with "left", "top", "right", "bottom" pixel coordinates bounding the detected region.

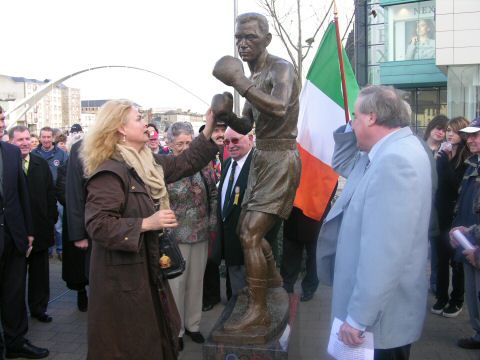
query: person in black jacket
[
  {"left": 201, "top": 121, "right": 226, "bottom": 311},
  {"left": 213, "top": 127, "right": 280, "bottom": 297},
  {"left": 0, "top": 109, "right": 49, "bottom": 359},
  {"left": 56, "top": 137, "right": 89, "bottom": 312},
  {"left": 432, "top": 116, "right": 471, "bottom": 317},
  {"left": 9, "top": 126, "right": 57, "bottom": 323}
]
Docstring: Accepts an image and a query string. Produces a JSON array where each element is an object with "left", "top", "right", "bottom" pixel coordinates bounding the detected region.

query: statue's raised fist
[
  {"left": 211, "top": 92, "right": 233, "bottom": 118},
  {"left": 213, "top": 56, "right": 245, "bottom": 87}
]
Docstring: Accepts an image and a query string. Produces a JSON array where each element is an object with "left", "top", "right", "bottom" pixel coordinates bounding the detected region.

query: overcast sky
[{"left": 3, "top": 0, "right": 354, "bottom": 113}]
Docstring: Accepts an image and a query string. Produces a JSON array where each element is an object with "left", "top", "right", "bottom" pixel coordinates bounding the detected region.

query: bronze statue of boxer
[{"left": 212, "top": 12, "right": 301, "bottom": 332}]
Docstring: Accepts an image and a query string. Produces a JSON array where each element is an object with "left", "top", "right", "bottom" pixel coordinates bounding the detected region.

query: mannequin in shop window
[{"left": 406, "top": 19, "right": 435, "bottom": 60}]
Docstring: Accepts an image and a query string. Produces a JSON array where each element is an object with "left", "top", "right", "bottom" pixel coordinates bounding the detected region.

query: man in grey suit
[{"left": 317, "top": 85, "right": 432, "bottom": 360}]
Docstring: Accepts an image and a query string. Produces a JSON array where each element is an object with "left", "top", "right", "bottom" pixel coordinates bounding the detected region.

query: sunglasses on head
[{"left": 223, "top": 135, "right": 245, "bottom": 146}]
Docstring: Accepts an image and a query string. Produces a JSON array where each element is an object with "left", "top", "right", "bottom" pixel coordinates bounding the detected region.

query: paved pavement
[{"left": 24, "top": 258, "right": 479, "bottom": 359}]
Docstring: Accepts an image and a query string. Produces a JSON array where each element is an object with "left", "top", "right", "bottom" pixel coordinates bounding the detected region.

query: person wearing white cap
[{"left": 449, "top": 117, "right": 480, "bottom": 349}]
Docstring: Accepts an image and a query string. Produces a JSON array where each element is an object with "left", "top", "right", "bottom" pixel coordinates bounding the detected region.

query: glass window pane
[
  {"left": 368, "top": 24, "right": 385, "bottom": 45},
  {"left": 401, "top": 89, "right": 417, "bottom": 130},
  {"left": 448, "top": 65, "right": 480, "bottom": 120},
  {"left": 367, "top": 66, "right": 380, "bottom": 85},
  {"left": 368, "top": 45, "right": 386, "bottom": 65},
  {"left": 367, "top": 4, "right": 384, "bottom": 25},
  {"left": 440, "top": 88, "right": 447, "bottom": 104}
]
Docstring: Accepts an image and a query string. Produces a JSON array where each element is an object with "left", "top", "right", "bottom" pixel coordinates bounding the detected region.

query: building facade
[
  {"left": 81, "top": 102, "right": 205, "bottom": 135},
  {"left": 0, "top": 75, "right": 81, "bottom": 134},
  {"left": 436, "top": 0, "right": 480, "bottom": 120},
  {"left": 355, "top": 0, "right": 448, "bottom": 134}
]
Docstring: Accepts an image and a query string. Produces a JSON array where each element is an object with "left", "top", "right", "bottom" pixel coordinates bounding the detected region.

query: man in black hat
[
  {"left": 70, "top": 124, "right": 83, "bottom": 134},
  {"left": 201, "top": 120, "right": 227, "bottom": 311}
]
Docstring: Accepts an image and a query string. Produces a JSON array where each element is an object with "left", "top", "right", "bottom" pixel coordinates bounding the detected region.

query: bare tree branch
[
  {"left": 302, "top": 0, "right": 333, "bottom": 61},
  {"left": 255, "top": 0, "right": 331, "bottom": 83}
]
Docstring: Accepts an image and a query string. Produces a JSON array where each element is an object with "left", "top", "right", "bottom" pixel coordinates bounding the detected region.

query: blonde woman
[{"left": 81, "top": 100, "right": 218, "bottom": 360}]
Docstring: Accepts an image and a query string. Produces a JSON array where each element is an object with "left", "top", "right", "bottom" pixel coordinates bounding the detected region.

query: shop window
[
  {"left": 402, "top": 87, "right": 447, "bottom": 134},
  {"left": 367, "top": 65, "right": 381, "bottom": 85},
  {"left": 448, "top": 65, "right": 480, "bottom": 120},
  {"left": 385, "top": 1, "right": 435, "bottom": 62},
  {"left": 368, "top": 44, "right": 386, "bottom": 65}
]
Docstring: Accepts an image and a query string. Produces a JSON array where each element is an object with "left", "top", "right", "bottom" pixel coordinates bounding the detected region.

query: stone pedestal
[{"left": 203, "top": 290, "right": 299, "bottom": 360}]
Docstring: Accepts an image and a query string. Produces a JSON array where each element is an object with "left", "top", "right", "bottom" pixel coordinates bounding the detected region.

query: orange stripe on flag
[{"left": 294, "top": 144, "right": 338, "bottom": 221}]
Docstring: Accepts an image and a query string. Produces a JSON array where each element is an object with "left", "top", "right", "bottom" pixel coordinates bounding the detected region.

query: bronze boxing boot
[{"left": 224, "top": 277, "right": 270, "bottom": 332}]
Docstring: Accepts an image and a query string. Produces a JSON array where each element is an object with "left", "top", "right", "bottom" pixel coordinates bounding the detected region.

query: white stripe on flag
[{"left": 297, "top": 80, "right": 345, "bottom": 166}]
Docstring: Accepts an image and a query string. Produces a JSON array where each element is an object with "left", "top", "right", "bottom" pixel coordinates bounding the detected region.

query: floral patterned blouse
[{"left": 167, "top": 165, "right": 217, "bottom": 244}]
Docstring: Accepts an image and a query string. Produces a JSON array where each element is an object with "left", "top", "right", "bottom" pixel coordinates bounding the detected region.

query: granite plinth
[{"left": 203, "top": 291, "right": 299, "bottom": 360}]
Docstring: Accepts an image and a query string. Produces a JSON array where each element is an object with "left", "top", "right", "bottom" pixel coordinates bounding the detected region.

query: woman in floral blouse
[{"left": 166, "top": 121, "right": 218, "bottom": 350}]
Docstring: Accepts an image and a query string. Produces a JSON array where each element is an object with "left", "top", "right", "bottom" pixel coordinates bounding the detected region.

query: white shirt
[{"left": 221, "top": 150, "right": 252, "bottom": 210}]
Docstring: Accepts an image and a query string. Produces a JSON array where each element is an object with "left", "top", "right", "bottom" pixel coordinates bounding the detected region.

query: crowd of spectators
[{"left": 5, "top": 94, "right": 480, "bottom": 359}]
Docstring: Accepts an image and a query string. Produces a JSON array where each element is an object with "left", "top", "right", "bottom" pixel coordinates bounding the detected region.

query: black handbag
[{"left": 158, "top": 229, "right": 186, "bottom": 279}]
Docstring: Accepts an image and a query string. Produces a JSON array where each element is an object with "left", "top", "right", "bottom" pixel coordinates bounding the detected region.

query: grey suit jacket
[{"left": 317, "top": 125, "right": 432, "bottom": 349}]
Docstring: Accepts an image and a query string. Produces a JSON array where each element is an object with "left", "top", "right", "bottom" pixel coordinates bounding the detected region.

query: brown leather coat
[{"left": 85, "top": 134, "right": 217, "bottom": 360}]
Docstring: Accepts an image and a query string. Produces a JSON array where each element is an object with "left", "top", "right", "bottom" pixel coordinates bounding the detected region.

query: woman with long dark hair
[{"left": 432, "top": 116, "right": 471, "bottom": 317}]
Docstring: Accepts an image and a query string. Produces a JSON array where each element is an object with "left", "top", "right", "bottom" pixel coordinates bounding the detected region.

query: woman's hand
[
  {"left": 74, "top": 239, "right": 89, "bottom": 249},
  {"left": 202, "top": 108, "right": 215, "bottom": 140},
  {"left": 142, "top": 210, "right": 178, "bottom": 232},
  {"left": 449, "top": 226, "right": 469, "bottom": 248}
]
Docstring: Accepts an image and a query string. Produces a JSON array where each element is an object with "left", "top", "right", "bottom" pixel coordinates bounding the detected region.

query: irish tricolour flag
[{"left": 294, "top": 22, "right": 359, "bottom": 221}]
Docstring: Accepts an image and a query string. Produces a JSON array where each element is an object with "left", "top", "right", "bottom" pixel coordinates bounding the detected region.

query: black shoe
[
  {"left": 6, "top": 340, "right": 49, "bottom": 359},
  {"left": 301, "top": 292, "right": 314, "bottom": 302},
  {"left": 442, "top": 304, "right": 463, "bottom": 318},
  {"left": 458, "top": 337, "right": 480, "bottom": 349},
  {"left": 178, "top": 337, "right": 184, "bottom": 351},
  {"left": 31, "top": 313, "right": 52, "bottom": 323},
  {"left": 430, "top": 300, "right": 447, "bottom": 315},
  {"left": 202, "top": 303, "right": 214, "bottom": 312},
  {"left": 185, "top": 329, "right": 205, "bottom": 343},
  {"left": 77, "top": 290, "right": 88, "bottom": 312}
]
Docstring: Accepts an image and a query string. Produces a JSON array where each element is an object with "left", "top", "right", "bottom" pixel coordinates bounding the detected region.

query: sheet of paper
[{"left": 327, "top": 317, "right": 374, "bottom": 360}]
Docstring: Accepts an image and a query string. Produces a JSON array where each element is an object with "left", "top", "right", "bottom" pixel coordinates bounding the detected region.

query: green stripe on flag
[{"left": 307, "top": 22, "right": 359, "bottom": 112}]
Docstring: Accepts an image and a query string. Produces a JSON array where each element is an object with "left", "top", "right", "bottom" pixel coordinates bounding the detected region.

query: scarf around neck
[{"left": 116, "top": 144, "right": 170, "bottom": 210}]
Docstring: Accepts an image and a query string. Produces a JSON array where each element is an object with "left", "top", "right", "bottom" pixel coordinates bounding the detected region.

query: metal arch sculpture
[{"left": 5, "top": 65, "right": 210, "bottom": 128}]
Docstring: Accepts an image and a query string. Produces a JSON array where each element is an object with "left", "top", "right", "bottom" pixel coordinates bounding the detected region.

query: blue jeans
[{"left": 50, "top": 202, "right": 63, "bottom": 255}]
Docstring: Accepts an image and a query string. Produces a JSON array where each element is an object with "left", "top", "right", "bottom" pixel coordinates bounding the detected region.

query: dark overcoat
[
  {"left": 85, "top": 134, "right": 217, "bottom": 360},
  {"left": 27, "top": 153, "right": 57, "bottom": 251},
  {"left": 213, "top": 150, "right": 281, "bottom": 266},
  {"left": 0, "top": 141, "right": 33, "bottom": 255},
  {"left": 56, "top": 140, "right": 90, "bottom": 289},
  {"left": 213, "top": 152, "right": 252, "bottom": 266}
]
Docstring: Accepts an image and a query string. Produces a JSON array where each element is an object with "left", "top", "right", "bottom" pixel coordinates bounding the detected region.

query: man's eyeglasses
[{"left": 223, "top": 136, "right": 245, "bottom": 146}]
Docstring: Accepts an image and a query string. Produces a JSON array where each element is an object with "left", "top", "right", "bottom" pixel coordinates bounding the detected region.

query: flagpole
[{"left": 333, "top": 0, "right": 350, "bottom": 123}]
